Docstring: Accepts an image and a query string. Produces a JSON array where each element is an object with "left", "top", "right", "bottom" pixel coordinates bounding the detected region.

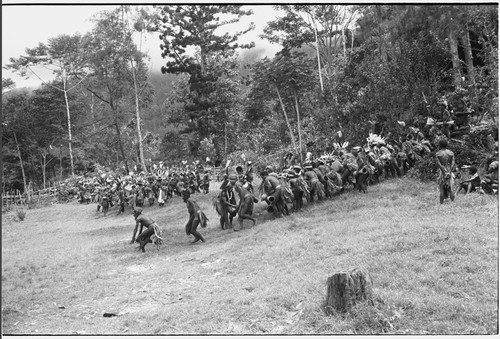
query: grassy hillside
[{"left": 1, "top": 178, "right": 498, "bottom": 334}]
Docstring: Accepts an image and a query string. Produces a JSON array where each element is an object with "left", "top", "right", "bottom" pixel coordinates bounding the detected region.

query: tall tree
[
  {"left": 154, "top": 5, "right": 255, "bottom": 158},
  {"left": 156, "top": 5, "right": 255, "bottom": 76},
  {"left": 2, "top": 83, "right": 79, "bottom": 191},
  {"left": 2, "top": 86, "right": 29, "bottom": 193},
  {"left": 6, "top": 34, "right": 89, "bottom": 176},
  {"left": 262, "top": 5, "right": 358, "bottom": 94},
  {"left": 83, "top": 8, "right": 152, "bottom": 174},
  {"left": 245, "top": 52, "right": 316, "bottom": 159},
  {"left": 29, "top": 84, "right": 78, "bottom": 188},
  {"left": 120, "top": 5, "right": 159, "bottom": 171}
]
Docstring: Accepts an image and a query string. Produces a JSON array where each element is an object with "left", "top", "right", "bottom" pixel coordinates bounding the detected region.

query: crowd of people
[
  {"left": 75, "top": 162, "right": 211, "bottom": 216},
  {"left": 71, "top": 127, "right": 498, "bottom": 252}
]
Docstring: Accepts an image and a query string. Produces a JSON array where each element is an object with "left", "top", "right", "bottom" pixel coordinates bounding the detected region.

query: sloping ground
[{"left": 1, "top": 178, "right": 498, "bottom": 335}]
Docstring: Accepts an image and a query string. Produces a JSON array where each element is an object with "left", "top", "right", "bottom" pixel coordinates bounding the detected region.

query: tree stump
[{"left": 324, "top": 267, "right": 374, "bottom": 314}]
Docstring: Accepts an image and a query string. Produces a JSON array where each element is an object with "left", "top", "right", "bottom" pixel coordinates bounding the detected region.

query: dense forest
[{"left": 2, "top": 4, "right": 498, "bottom": 193}]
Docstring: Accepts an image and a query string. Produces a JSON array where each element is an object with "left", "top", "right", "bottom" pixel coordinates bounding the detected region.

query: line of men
[
  {"left": 129, "top": 131, "right": 499, "bottom": 253},
  {"left": 213, "top": 126, "right": 500, "bottom": 230},
  {"left": 212, "top": 132, "right": 435, "bottom": 232}
]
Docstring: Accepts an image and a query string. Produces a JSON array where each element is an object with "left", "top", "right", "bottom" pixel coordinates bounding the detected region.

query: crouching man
[{"left": 130, "top": 207, "right": 163, "bottom": 253}]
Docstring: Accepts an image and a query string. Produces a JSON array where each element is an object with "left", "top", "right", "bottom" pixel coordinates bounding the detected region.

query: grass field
[{"left": 1, "top": 177, "right": 498, "bottom": 335}]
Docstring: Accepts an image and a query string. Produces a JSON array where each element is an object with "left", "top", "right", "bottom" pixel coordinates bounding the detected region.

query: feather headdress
[
  {"left": 366, "top": 133, "right": 385, "bottom": 145},
  {"left": 333, "top": 141, "right": 350, "bottom": 150},
  {"left": 320, "top": 151, "right": 336, "bottom": 162}
]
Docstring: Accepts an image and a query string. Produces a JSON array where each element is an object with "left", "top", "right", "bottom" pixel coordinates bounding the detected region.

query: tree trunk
[
  {"left": 200, "top": 47, "right": 207, "bottom": 77},
  {"left": 51, "top": 162, "right": 56, "bottom": 181},
  {"left": 313, "top": 23, "right": 324, "bottom": 93},
  {"left": 41, "top": 153, "right": 47, "bottom": 189},
  {"left": 376, "top": 6, "right": 388, "bottom": 64},
  {"left": 130, "top": 59, "right": 147, "bottom": 172},
  {"left": 351, "top": 27, "right": 354, "bottom": 51},
  {"left": 2, "top": 170, "right": 6, "bottom": 194},
  {"left": 461, "top": 27, "right": 475, "bottom": 85},
  {"left": 116, "top": 142, "right": 120, "bottom": 170},
  {"left": 275, "top": 86, "right": 298, "bottom": 155},
  {"left": 342, "top": 25, "right": 346, "bottom": 58},
  {"left": 26, "top": 181, "right": 32, "bottom": 203},
  {"left": 62, "top": 77, "right": 75, "bottom": 176},
  {"left": 293, "top": 91, "right": 304, "bottom": 164},
  {"left": 59, "top": 148, "right": 63, "bottom": 182},
  {"left": 113, "top": 109, "right": 129, "bottom": 174},
  {"left": 13, "top": 132, "right": 27, "bottom": 193},
  {"left": 224, "top": 124, "right": 228, "bottom": 165},
  {"left": 324, "top": 268, "right": 374, "bottom": 314},
  {"left": 448, "top": 29, "right": 463, "bottom": 88},
  {"left": 91, "top": 92, "right": 96, "bottom": 132}
]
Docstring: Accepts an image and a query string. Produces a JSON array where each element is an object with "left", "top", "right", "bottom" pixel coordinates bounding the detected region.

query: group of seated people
[{"left": 456, "top": 159, "right": 498, "bottom": 195}]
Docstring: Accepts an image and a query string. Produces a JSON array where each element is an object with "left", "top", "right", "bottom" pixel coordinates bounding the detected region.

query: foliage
[
  {"left": 2, "top": 83, "right": 86, "bottom": 190},
  {"left": 199, "top": 138, "right": 216, "bottom": 162},
  {"left": 244, "top": 51, "right": 318, "bottom": 159},
  {"left": 449, "top": 141, "right": 491, "bottom": 168},
  {"left": 82, "top": 7, "right": 154, "bottom": 174},
  {"left": 154, "top": 5, "right": 256, "bottom": 158},
  {"left": 405, "top": 138, "right": 492, "bottom": 181},
  {"left": 2, "top": 4, "right": 498, "bottom": 191},
  {"left": 16, "top": 209, "right": 26, "bottom": 221},
  {"left": 262, "top": 5, "right": 358, "bottom": 92},
  {"left": 155, "top": 5, "right": 255, "bottom": 76},
  {"left": 6, "top": 33, "right": 90, "bottom": 176},
  {"left": 160, "top": 130, "right": 192, "bottom": 161},
  {"left": 408, "top": 154, "right": 439, "bottom": 182},
  {"left": 6, "top": 33, "right": 88, "bottom": 79},
  {"left": 2, "top": 78, "right": 15, "bottom": 91}
]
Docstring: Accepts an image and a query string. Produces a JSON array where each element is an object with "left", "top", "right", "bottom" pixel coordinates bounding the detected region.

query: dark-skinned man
[
  {"left": 435, "top": 138, "right": 456, "bottom": 204},
  {"left": 260, "top": 170, "right": 290, "bottom": 216},
  {"left": 228, "top": 173, "right": 256, "bottom": 231},
  {"left": 287, "top": 169, "right": 306, "bottom": 212},
  {"left": 303, "top": 162, "right": 325, "bottom": 203},
  {"left": 130, "top": 207, "right": 163, "bottom": 253},
  {"left": 214, "top": 179, "right": 238, "bottom": 230},
  {"left": 182, "top": 190, "right": 208, "bottom": 243}
]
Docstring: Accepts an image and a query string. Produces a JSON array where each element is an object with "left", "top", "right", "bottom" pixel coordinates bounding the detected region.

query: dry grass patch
[{"left": 1, "top": 178, "right": 498, "bottom": 334}]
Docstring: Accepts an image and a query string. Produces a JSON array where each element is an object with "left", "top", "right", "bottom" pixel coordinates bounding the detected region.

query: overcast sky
[{"left": 2, "top": 4, "right": 283, "bottom": 88}]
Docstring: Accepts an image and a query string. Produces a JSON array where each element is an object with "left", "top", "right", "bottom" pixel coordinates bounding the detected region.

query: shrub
[
  {"left": 348, "top": 299, "right": 395, "bottom": 334},
  {"left": 16, "top": 209, "right": 26, "bottom": 221},
  {"left": 408, "top": 154, "right": 439, "bottom": 182},
  {"left": 449, "top": 142, "right": 490, "bottom": 168},
  {"left": 408, "top": 135, "right": 493, "bottom": 182}
]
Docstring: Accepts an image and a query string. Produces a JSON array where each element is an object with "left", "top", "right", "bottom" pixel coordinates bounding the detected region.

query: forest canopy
[{"left": 3, "top": 4, "right": 498, "bottom": 192}]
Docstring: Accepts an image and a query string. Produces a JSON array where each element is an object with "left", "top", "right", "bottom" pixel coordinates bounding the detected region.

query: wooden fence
[
  {"left": 2, "top": 183, "right": 68, "bottom": 208},
  {"left": 2, "top": 190, "right": 27, "bottom": 207}
]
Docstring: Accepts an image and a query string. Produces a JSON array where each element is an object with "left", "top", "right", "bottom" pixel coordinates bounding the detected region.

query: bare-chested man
[
  {"left": 130, "top": 207, "right": 163, "bottom": 252},
  {"left": 229, "top": 174, "right": 256, "bottom": 231},
  {"left": 435, "top": 138, "right": 456, "bottom": 204},
  {"left": 183, "top": 190, "right": 208, "bottom": 243}
]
